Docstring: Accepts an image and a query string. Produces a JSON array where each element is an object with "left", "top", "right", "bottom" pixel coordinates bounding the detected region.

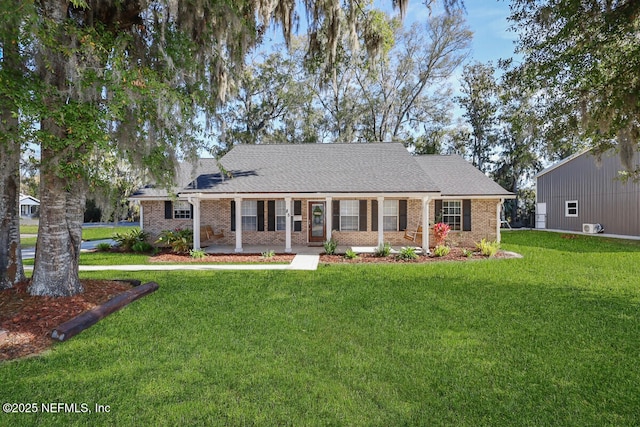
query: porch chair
[{"left": 200, "top": 225, "right": 224, "bottom": 243}]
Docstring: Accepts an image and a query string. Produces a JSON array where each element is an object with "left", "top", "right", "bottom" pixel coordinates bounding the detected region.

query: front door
[{"left": 308, "top": 201, "right": 326, "bottom": 243}]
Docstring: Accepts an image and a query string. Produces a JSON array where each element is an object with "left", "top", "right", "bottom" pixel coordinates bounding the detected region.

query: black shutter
[
  {"left": 359, "top": 200, "right": 367, "bottom": 231},
  {"left": 257, "top": 200, "right": 265, "bottom": 231},
  {"left": 399, "top": 200, "right": 408, "bottom": 231},
  {"left": 294, "top": 200, "right": 302, "bottom": 216},
  {"left": 463, "top": 199, "right": 472, "bottom": 231},
  {"left": 267, "top": 200, "right": 276, "bottom": 231},
  {"left": 434, "top": 200, "right": 442, "bottom": 223},
  {"left": 332, "top": 200, "right": 340, "bottom": 231},
  {"left": 230, "top": 200, "right": 236, "bottom": 231},
  {"left": 190, "top": 203, "right": 194, "bottom": 219},
  {"left": 164, "top": 201, "right": 173, "bottom": 219},
  {"left": 371, "top": 200, "right": 378, "bottom": 232}
]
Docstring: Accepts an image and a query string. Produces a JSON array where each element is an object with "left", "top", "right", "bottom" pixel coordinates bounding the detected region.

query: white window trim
[
  {"left": 442, "top": 200, "right": 462, "bottom": 231},
  {"left": 565, "top": 200, "right": 578, "bottom": 217},
  {"left": 241, "top": 200, "right": 258, "bottom": 231},
  {"left": 275, "top": 200, "right": 287, "bottom": 231},
  {"left": 173, "top": 201, "right": 191, "bottom": 220},
  {"left": 383, "top": 199, "right": 399, "bottom": 231},
  {"left": 340, "top": 200, "right": 359, "bottom": 231}
]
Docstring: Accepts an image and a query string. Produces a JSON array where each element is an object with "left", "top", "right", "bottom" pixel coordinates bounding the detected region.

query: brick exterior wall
[{"left": 141, "top": 197, "right": 501, "bottom": 249}]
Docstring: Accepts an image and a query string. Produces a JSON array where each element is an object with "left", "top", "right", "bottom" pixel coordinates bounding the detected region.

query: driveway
[{"left": 21, "top": 239, "right": 115, "bottom": 260}]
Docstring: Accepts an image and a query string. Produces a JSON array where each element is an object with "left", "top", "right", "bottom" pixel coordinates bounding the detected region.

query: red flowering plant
[{"left": 433, "top": 222, "right": 451, "bottom": 246}]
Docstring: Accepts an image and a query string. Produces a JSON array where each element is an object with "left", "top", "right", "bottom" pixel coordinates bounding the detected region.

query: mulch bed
[
  {"left": 0, "top": 280, "right": 132, "bottom": 362},
  {"left": 319, "top": 247, "right": 512, "bottom": 263}
]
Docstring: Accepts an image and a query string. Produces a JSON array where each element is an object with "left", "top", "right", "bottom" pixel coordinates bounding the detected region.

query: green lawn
[
  {"left": 1, "top": 231, "right": 639, "bottom": 426},
  {"left": 19, "top": 225, "right": 137, "bottom": 248}
]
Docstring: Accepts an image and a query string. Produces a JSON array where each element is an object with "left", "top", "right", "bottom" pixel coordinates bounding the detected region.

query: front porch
[{"left": 188, "top": 195, "right": 432, "bottom": 254}]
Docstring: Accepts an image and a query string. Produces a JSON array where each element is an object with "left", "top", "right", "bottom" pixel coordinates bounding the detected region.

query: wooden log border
[{"left": 51, "top": 281, "right": 159, "bottom": 342}]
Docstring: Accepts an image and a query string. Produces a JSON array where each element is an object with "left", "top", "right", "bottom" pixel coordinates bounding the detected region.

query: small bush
[
  {"left": 95, "top": 242, "right": 112, "bottom": 252},
  {"left": 261, "top": 250, "right": 275, "bottom": 258},
  {"left": 432, "top": 245, "right": 450, "bottom": 257},
  {"left": 397, "top": 246, "right": 419, "bottom": 260},
  {"left": 323, "top": 239, "right": 338, "bottom": 255},
  {"left": 374, "top": 242, "right": 392, "bottom": 257},
  {"left": 156, "top": 228, "right": 193, "bottom": 254},
  {"left": 190, "top": 249, "right": 207, "bottom": 259},
  {"left": 344, "top": 248, "right": 358, "bottom": 259},
  {"left": 462, "top": 248, "right": 474, "bottom": 258},
  {"left": 113, "top": 229, "right": 149, "bottom": 252},
  {"left": 433, "top": 222, "right": 451, "bottom": 246},
  {"left": 132, "top": 241, "right": 153, "bottom": 253},
  {"left": 476, "top": 238, "right": 500, "bottom": 257}
]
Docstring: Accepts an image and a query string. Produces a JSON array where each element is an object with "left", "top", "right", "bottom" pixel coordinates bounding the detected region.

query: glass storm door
[{"left": 308, "top": 202, "right": 326, "bottom": 243}]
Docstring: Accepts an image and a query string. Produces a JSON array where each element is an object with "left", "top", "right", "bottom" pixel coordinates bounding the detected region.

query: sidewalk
[{"left": 24, "top": 253, "right": 320, "bottom": 272}]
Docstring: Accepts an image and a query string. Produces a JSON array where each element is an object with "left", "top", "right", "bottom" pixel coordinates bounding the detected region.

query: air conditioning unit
[{"left": 583, "top": 223, "right": 603, "bottom": 234}]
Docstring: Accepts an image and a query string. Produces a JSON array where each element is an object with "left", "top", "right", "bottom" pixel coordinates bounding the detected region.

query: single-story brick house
[{"left": 130, "top": 143, "right": 513, "bottom": 252}]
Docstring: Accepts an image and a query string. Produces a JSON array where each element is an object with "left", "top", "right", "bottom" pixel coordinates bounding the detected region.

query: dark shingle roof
[
  {"left": 130, "top": 145, "right": 511, "bottom": 199},
  {"left": 130, "top": 158, "right": 220, "bottom": 198},
  {"left": 414, "top": 155, "right": 512, "bottom": 196},
  {"left": 183, "top": 143, "right": 439, "bottom": 194}
]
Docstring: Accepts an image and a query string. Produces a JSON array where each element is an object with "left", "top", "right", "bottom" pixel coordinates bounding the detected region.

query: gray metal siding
[{"left": 536, "top": 150, "right": 640, "bottom": 236}]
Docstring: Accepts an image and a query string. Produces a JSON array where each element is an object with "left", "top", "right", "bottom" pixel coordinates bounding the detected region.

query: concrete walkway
[{"left": 24, "top": 253, "right": 320, "bottom": 272}]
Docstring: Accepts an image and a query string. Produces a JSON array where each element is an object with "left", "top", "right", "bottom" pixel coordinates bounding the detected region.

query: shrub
[
  {"left": 433, "top": 222, "right": 451, "bottom": 246},
  {"left": 374, "top": 242, "right": 392, "bottom": 257},
  {"left": 397, "top": 246, "right": 419, "bottom": 260},
  {"left": 190, "top": 249, "right": 207, "bottom": 259},
  {"left": 132, "top": 241, "right": 153, "bottom": 253},
  {"left": 95, "top": 242, "right": 112, "bottom": 252},
  {"left": 344, "top": 248, "right": 358, "bottom": 259},
  {"left": 432, "top": 245, "right": 450, "bottom": 257},
  {"left": 113, "top": 229, "right": 149, "bottom": 252},
  {"left": 261, "top": 250, "right": 275, "bottom": 258},
  {"left": 462, "top": 248, "right": 474, "bottom": 258},
  {"left": 476, "top": 238, "right": 500, "bottom": 257},
  {"left": 156, "top": 228, "right": 193, "bottom": 254},
  {"left": 323, "top": 238, "right": 338, "bottom": 255}
]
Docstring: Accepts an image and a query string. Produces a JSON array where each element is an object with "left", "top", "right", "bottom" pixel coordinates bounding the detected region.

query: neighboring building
[
  {"left": 130, "top": 143, "right": 513, "bottom": 252},
  {"left": 19, "top": 194, "right": 40, "bottom": 217},
  {"left": 535, "top": 149, "right": 640, "bottom": 236}
]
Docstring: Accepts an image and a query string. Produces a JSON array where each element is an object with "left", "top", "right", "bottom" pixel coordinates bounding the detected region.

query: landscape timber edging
[{"left": 51, "top": 280, "right": 159, "bottom": 342}]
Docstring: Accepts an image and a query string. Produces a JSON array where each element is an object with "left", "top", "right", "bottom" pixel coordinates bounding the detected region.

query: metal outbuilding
[{"left": 535, "top": 149, "right": 640, "bottom": 237}]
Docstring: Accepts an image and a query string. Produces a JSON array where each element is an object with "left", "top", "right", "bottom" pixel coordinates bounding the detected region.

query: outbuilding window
[{"left": 565, "top": 200, "right": 578, "bottom": 217}]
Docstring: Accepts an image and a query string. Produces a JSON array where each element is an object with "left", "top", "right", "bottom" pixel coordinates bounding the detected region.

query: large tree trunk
[
  {"left": 28, "top": 158, "right": 86, "bottom": 296},
  {"left": 28, "top": 1, "right": 86, "bottom": 297},
  {"left": 0, "top": 9, "right": 26, "bottom": 290},
  {"left": 0, "top": 138, "right": 25, "bottom": 290}
]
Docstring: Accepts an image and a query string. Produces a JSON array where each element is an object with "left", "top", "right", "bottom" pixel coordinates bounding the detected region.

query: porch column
[
  {"left": 377, "top": 196, "right": 384, "bottom": 247},
  {"left": 285, "top": 197, "right": 292, "bottom": 253},
  {"left": 325, "top": 196, "right": 333, "bottom": 241},
  {"left": 235, "top": 197, "right": 243, "bottom": 253},
  {"left": 138, "top": 201, "right": 144, "bottom": 230},
  {"left": 496, "top": 199, "right": 503, "bottom": 243},
  {"left": 422, "top": 197, "right": 430, "bottom": 253},
  {"left": 190, "top": 196, "right": 201, "bottom": 250}
]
